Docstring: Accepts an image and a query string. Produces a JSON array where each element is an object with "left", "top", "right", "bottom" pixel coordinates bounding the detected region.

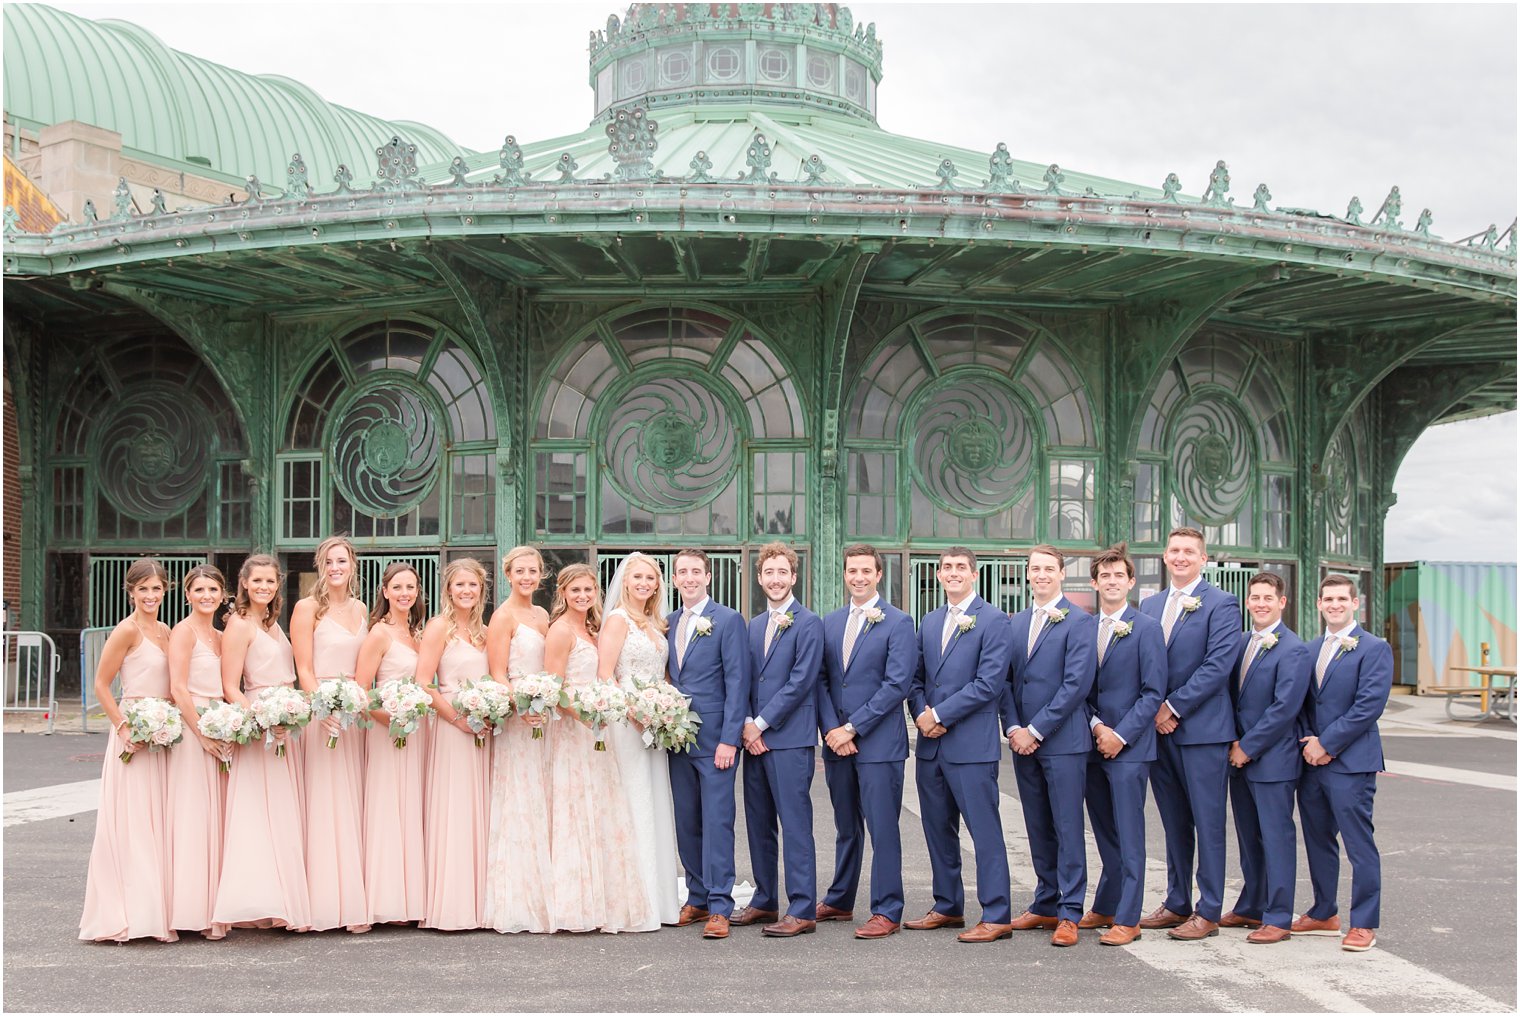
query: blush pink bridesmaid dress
[
  {"left": 421, "top": 636, "right": 491, "bottom": 930},
  {"left": 363, "top": 633, "right": 427, "bottom": 924},
  {"left": 165, "top": 637, "right": 229, "bottom": 939},
  {"left": 79, "top": 637, "right": 176, "bottom": 943}
]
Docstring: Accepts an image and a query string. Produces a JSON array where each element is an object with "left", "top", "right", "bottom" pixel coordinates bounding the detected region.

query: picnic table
[{"left": 1434, "top": 665, "right": 1516, "bottom": 721}]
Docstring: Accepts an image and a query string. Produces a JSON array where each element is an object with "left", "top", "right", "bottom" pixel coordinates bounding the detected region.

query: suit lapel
[
  {"left": 936, "top": 597, "right": 980, "bottom": 674},
  {"left": 1318, "top": 626, "right": 1359, "bottom": 694},
  {"left": 1098, "top": 606, "right": 1134, "bottom": 672},
  {"left": 842, "top": 608, "right": 873, "bottom": 677},
  {"left": 1028, "top": 597, "right": 1067, "bottom": 660}
]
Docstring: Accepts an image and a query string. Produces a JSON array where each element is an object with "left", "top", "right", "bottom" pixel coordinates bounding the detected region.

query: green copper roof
[{"left": 2, "top": 3, "right": 471, "bottom": 188}]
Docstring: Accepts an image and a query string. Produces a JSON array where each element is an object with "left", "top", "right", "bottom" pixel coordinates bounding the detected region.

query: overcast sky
[{"left": 43, "top": 1, "right": 1520, "bottom": 562}]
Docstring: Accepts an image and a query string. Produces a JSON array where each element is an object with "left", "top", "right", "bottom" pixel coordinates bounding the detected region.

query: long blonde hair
[
  {"left": 311, "top": 535, "right": 360, "bottom": 621},
  {"left": 616, "top": 553, "right": 668, "bottom": 635},
  {"left": 440, "top": 557, "right": 488, "bottom": 648},
  {"left": 549, "top": 563, "right": 602, "bottom": 638}
]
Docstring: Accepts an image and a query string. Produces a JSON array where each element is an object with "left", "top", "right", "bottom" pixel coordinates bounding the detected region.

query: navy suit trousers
[
  {"left": 1298, "top": 766, "right": 1381, "bottom": 928},
  {"left": 1150, "top": 736, "right": 1229, "bottom": 921},
  {"left": 915, "top": 754, "right": 1011, "bottom": 923},
  {"left": 1229, "top": 771, "right": 1298, "bottom": 928},
  {"left": 821, "top": 755, "right": 905, "bottom": 922},
  {"left": 1012, "top": 751, "right": 1088, "bottom": 922},
  {"left": 668, "top": 750, "right": 737, "bottom": 916},
  {"left": 1085, "top": 758, "right": 1150, "bottom": 927},
  {"left": 742, "top": 745, "right": 816, "bottom": 918}
]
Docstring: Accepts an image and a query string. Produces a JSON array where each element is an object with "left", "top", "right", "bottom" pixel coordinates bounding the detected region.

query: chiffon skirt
[
  {"left": 211, "top": 737, "right": 311, "bottom": 931},
  {"left": 484, "top": 719, "right": 555, "bottom": 933},
  {"left": 165, "top": 739, "right": 227, "bottom": 939},
  {"left": 303, "top": 725, "right": 369, "bottom": 931},
  {"left": 363, "top": 723, "right": 427, "bottom": 924},
  {"left": 78, "top": 729, "right": 176, "bottom": 943},
  {"left": 421, "top": 718, "right": 490, "bottom": 930}
]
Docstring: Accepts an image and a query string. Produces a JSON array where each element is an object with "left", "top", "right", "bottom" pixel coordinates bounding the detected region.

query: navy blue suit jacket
[
  {"left": 1230, "top": 625, "right": 1311, "bottom": 782},
  {"left": 1085, "top": 606, "right": 1167, "bottom": 763},
  {"left": 746, "top": 601, "right": 822, "bottom": 751},
  {"left": 817, "top": 601, "right": 917, "bottom": 764},
  {"left": 666, "top": 599, "right": 750, "bottom": 757},
  {"left": 908, "top": 597, "right": 1014, "bottom": 764},
  {"left": 1001, "top": 597, "right": 1097, "bottom": 756},
  {"left": 1138, "top": 578, "right": 1241, "bottom": 744},
  {"left": 1299, "top": 625, "right": 1391, "bottom": 774}
]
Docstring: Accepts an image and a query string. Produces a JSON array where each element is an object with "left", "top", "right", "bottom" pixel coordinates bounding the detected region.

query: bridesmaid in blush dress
[
  {"left": 211, "top": 555, "right": 312, "bottom": 932},
  {"left": 290, "top": 535, "right": 370, "bottom": 933},
  {"left": 417, "top": 558, "right": 493, "bottom": 931},
  {"left": 544, "top": 564, "right": 651, "bottom": 933},
  {"left": 165, "top": 564, "right": 233, "bottom": 940},
  {"left": 483, "top": 545, "right": 554, "bottom": 934},
  {"left": 79, "top": 558, "right": 176, "bottom": 943},
  {"left": 353, "top": 562, "right": 429, "bottom": 925}
]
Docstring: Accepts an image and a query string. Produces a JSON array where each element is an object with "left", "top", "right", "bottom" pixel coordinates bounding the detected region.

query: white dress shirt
[{"left": 1163, "top": 575, "right": 1204, "bottom": 719}]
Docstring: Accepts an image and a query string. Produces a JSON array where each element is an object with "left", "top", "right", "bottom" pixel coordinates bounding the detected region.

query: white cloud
[{"left": 1386, "top": 412, "right": 1518, "bottom": 562}]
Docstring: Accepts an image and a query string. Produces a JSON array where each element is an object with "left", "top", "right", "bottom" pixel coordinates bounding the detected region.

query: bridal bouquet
[
  {"left": 569, "top": 681, "right": 628, "bottom": 751},
  {"left": 371, "top": 679, "right": 434, "bottom": 749},
  {"left": 249, "top": 686, "right": 312, "bottom": 758},
  {"left": 452, "top": 678, "right": 515, "bottom": 748},
  {"left": 512, "top": 672, "right": 567, "bottom": 740},
  {"left": 629, "top": 678, "right": 703, "bottom": 753},
  {"left": 118, "top": 696, "right": 184, "bottom": 764},
  {"left": 311, "top": 677, "right": 371, "bottom": 749},
  {"left": 196, "top": 701, "right": 258, "bottom": 772}
]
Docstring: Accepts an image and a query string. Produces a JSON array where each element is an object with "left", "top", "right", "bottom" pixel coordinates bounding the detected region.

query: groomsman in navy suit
[
  {"left": 1223, "top": 572, "right": 1311, "bottom": 944},
  {"left": 666, "top": 548, "right": 750, "bottom": 940},
  {"left": 736, "top": 541, "right": 822, "bottom": 938},
  {"left": 904, "top": 547, "right": 1015, "bottom": 943},
  {"left": 1079, "top": 544, "right": 1166, "bottom": 947},
  {"left": 1138, "top": 527, "right": 1241, "bottom": 941},
  {"left": 1295, "top": 574, "right": 1392, "bottom": 953},
  {"left": 817, "top": 543, "right": 918, "bottom": 939},
  {"left": 1000, "top": 545, "right": 1097, "bottom": 947}
]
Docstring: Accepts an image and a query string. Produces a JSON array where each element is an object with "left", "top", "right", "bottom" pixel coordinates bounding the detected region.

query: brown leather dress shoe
[
  {"left": 1050, "top": 919, "right": 1079, "bottom": 947},
  {"left": 1167, "top": 914, "right": 1220, "bottom": 941},
  {"left": 1246, "top": 925, "right": 1292, "bottom": 944},
  {"left": 1138, "top": 905, "right": 1188, "bottom": 929},
  {"left": 1341, "top": 927, "right": 1377, "bottom": 952},
  {"left": 816, "top": 902, "right": 855, "bottom": 922},
  {"left": 903, "top": 909, "right": 966, "bottom": 931},
  {"left": 854, "top": 914, "right": 901, "bottom": 939},
  {"left": 673, "top": 904, "right": 709, "bottom": 928},
  {"left": 956, "top": 921, "right": 1013, "bottom": 943},
  {"left": 761, "top": 915, "right": 816, "bottom": 937},
  {"left": 1219, "top": 911, "right": 1263, "bottom": 929},
  {"left": 1009, "top": 910, "right": 1059, "bottom": 931},
  {"left": 1291, "top": 913, "right": 1342, "bottom": 936},
  {"left": 702, "top": 913, "right": 730, "bottom": 939},
  {"left": 1100, "top": 925, "right": 1141, "bottom": 946},
  {"left": 1077, "top": 910, "right": 1114, "bottom": 930},
  {"left": 731, "top": 905, "right": 779, "bottom": 927}
]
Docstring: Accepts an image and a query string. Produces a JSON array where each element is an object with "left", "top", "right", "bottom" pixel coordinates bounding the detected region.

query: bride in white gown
[{"left": 597, "top": 553, "right": 682, "bottom": 927}]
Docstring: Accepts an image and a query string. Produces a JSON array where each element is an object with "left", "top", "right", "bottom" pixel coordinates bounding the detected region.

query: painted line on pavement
[
  {"left": 1382, "top": 759, "right": 1515, "bottom": 792},
  {"left": 4, "top": 779, "right": 101, "bottom": 827}
]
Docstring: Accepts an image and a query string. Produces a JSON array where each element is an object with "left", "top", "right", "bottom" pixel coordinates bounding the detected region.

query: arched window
[
  {"left": 843, "top": 311, "right": 1098, "bottom": 544},
  {"left": 49, "top": 331, "right": 248, "bottom": 547},
  {"left": 533, "top": 306, "right": 806, "bottom": 542},
  {"left": 1135, "top": 328, "right": 1294, "bottom": 552},
  {"left": 1322, "top": 409, "right": 1373, "bottom": 564},
  {"left": 278, "top": 319, "right": 496, "bottom": 545}
]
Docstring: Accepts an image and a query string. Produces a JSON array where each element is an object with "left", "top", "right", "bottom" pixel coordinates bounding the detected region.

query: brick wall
[{"left": 3, "top": 369, "right": 22, "bottom": 627}]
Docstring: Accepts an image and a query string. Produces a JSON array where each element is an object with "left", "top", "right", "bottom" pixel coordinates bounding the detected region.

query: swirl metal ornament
[
  {"left": 603, "top": 375, "right": 739, "bottom": 511},
  {"left": 1324, "top": 430, "right": 1355, "bottom": 533},
  {"left": 1171, "top": 393, "right": 1255, "bottom": 524},
  {"left": 910, "top": 374, "right": 1035, "bottom": 515},
  {"left": 93, "top": 385, "right": 211, "bottom": 519},
  {"left": 330, "top": 381, "right": 441, "bottom": 518}
]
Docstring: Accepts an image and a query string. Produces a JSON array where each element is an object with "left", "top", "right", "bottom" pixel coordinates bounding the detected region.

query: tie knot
[
  {"left": 850, "top": 605, "right": 862, "bottom": 616},
  {"left": 948, "top": 604, "right": 960, "bottom": 616}
]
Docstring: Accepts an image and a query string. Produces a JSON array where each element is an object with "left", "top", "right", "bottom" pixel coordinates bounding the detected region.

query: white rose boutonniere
[
  {"left": 692, "top": 617, "right": 714, "bottom": 638},
  {"left": 774, "top": 611, "right": 794, "bottom": 631},
  {"left": 955, "top": 614, "right": 977, "bottom": 636},
  {"left": 1258, "top": 631, "right": 1279, "bottom": 651},
  {"left": 1110, "top": 620, "right": 1133, "bottom": 640},
  {"left": 1046, "top": 607, "right": 1070, "bottom": 623},
  {"left": 1181, "top": 596, "right": 1203, "bottom": 614},
  {"left": 1336, "top": 635, "right": 1359, "bottom": 658},
  {"left": 862, "top": 606, "right": 886, "bottom": 630}
]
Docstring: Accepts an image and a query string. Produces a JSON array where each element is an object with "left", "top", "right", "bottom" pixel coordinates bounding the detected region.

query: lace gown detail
[
  {"left": 606, "top": 607, "right": 682, "bottom": 926},
  {"left": 484, "top": 624, "right": 554, "bottom": 933}
]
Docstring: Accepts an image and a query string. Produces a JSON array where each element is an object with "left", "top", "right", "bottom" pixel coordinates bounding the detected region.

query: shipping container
[{"left": 1384, "top": 561, "right": 1517, "bottom": 691}]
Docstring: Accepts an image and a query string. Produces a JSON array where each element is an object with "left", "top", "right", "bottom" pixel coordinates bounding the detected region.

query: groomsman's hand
[
  {"left": 1008, "top": 727, "right": 1038, "bottom": 755},
  {"left": 1154, "top": 704, "right": 1179, "bottom": 735},
  {"left": 746, "top": 734, "right": 769, "bottom": 755},
  {"left": 742, "top": 720, "right": 764, "bottom": 748},
  {"left": 1299, "top": 735, "right": 1331, "bottom": 766},
  {"left": 824, "top": 725, "right": 855, "bottom": 753},
  {"left": 833, "top": 740, "right": 859, "bottom": 756},
  {"left": 714, "top": 743, "right": 738, "bottom": 769},
  {"left": 1229, "top": 741, "right": 1250, "bottom": 768},
  {"left": 1093, "top": 724, "right": 1124, "bottom": 759}
]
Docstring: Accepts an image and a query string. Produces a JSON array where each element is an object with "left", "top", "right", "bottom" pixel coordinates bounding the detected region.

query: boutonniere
[
  {"left": 1110, "top": 620, "right": 1132, "bottom": 639},
  {"left": 955, "top": 614, "right": 976, "bottom": 636},
  {"left": 1046, "top": 607, "right": 1070, "bottom": 624},
  {"left": 1181, "top": 596, "right": 1203, "bottom": 614},
  {"left": 774, "top": 611, "right": 794, "bottom": 631},
  {"left": 692, "top": 617, "right": 713, "bottom": 638},
  {"left": 862, "top": 606, "right": 886, "bottom": 630},
  {"left": 1258, "top": 631, "right": 1279, "bottom": 651},
  {"left": 1335, "top": 635, "right": 1359, "bottom": 658}
]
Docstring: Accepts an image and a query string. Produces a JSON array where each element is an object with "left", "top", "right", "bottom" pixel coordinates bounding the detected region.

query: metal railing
[
  {"left": 80, "top": 626, "right": 118, "bottom": 734},
  {"left": 87, "top": 556, "right": 208, "bottom": 628},
  {"left": 908, "top": 556, "right": 1029, "bottom": 621},
  {"left": 3, "top": 631, "right": 60, "bottom": 734},
  {"left": 595, "top": 550, "right": 744, "bottom": 614}
]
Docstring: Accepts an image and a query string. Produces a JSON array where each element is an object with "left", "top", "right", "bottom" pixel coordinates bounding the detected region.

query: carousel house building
[{"left": 3, "top": 3, "right": 1515, "bottom": 658}]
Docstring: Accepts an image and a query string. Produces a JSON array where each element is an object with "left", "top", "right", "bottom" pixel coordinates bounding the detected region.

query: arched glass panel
[{"left": 1323, "top": 408, "right": 1373, "bottom": 562}]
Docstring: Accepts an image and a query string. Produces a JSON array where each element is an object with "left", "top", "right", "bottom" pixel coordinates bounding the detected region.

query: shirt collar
[
  {"left": 1323, "top": 622, "right": 1357, "bottom": 640},
  {"left": 769, "top": 597, "right": 796, "bottom": 617},
  {"left": 1252, "top": 619, "right": 1282, "bottom": 636},
  {"left": 850, "top": 593, "right": 881, "bottom": 613},
  {"left": 1032, "top": 595, "right": 1064, "bottom": 614},
  {"left": 1101, "top": 605, "right": 1128, "bottom": 624},
  {"left": 685, "top": 596, "right": 710, "bottom": 617},
  {"left": 1170, "top": 576, "right": 1203, "bottom": 598},
  {"left": 946, "top": 593, "right": 977, "bottom": 614}
]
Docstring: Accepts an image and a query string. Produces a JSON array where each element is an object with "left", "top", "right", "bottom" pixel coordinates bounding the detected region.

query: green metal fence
[
  {"left": 87, "top": 556, "right": 210, "bottom": 628},
  {"left": 908, "top": 555, "right": 1029, "bottom": 621},
  {"left": 357, "top": 554, "right": 441, "bottom": 619},
  {"left": 594, "top": 550, "right": 744, "bottom": 615}
]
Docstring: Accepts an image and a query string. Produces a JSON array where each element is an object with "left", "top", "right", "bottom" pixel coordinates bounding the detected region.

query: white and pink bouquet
[
  {"left": 452, "top": 678, "right": 515, "bottom": 748},
  {"left": 371, "top": 679, "right": 434, "bottom": 749},
  {"left": 511, "top": 672, "right": 567, "bottom": 740},
  {"left": 118, "top": 696, "right": 184, "bottom": 763},
  {"left": 196, "top": 701, "right": 258, "bottom": 772},
  {"left": 311, "top": 676, "right": 371, "bottom": 748},
  {"left": 570, "top": 681, "right": 628, "bottom": 751},
  {"left": 629, "top": 678, "right": 704, "bottom": 753},
  {"left": 249, "top": 686, "right": 312, "bottom": 758}
]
